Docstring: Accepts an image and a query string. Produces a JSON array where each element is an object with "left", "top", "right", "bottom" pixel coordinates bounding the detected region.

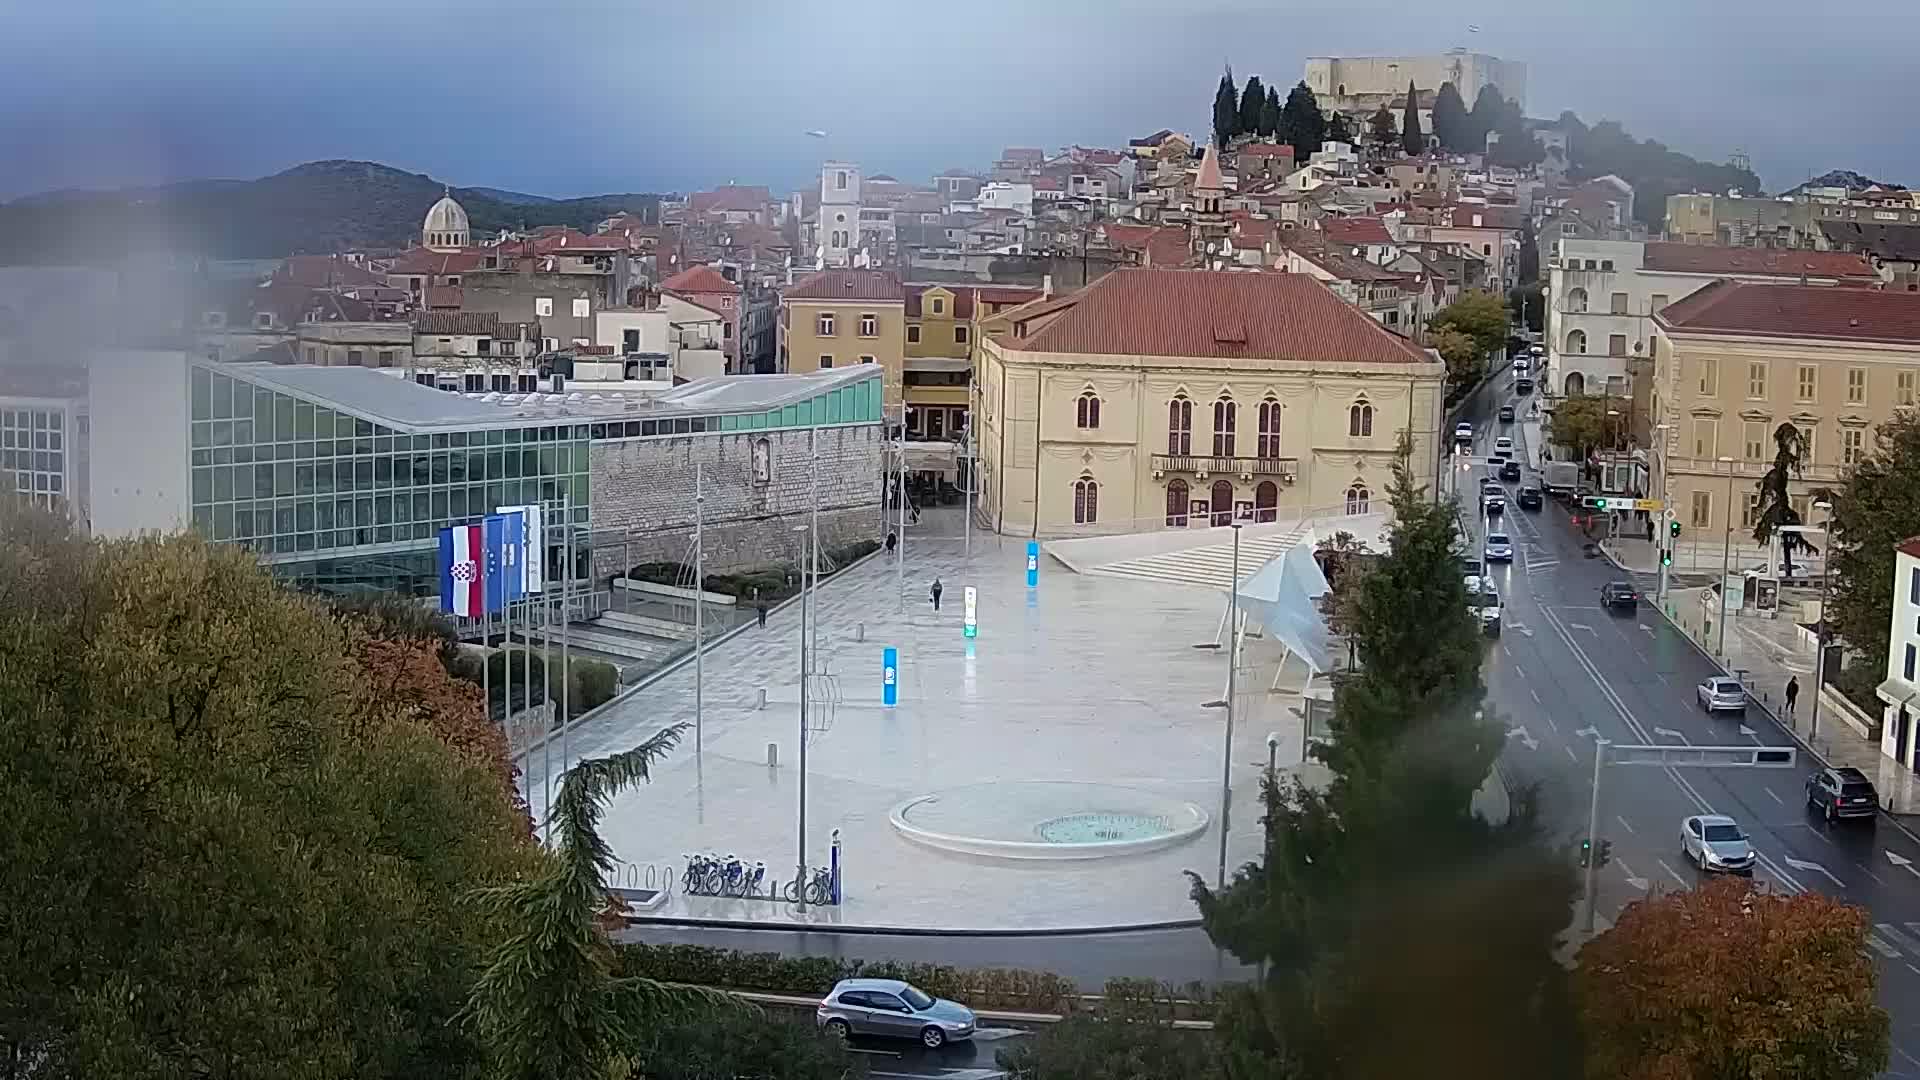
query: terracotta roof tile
[
  {"left": 1641, "top": 242, "right": 1878, "bottom": 279},
  {"left": 1323, "top": 217, "right": 1393, "bottom": 246},
  {"left": 1656, "top": 280, "right": 1920, "bottom": 344},
  {"left": 783, "top": 269, "right": 904, "bottom": 303},
  {"left": 276, "top": 254, "right": 386, "bottom": 290},
  {"left": 689, "top": 185, "right": 771, "bottom": 214},
  {"left": 661, "top": 264, "right": 740, "bottom": 295},
  {"left": 1005, "top": 268, "right": 1432, "bottom": 364},
  {"left": 1237, "top": 143, "right": 1296, "bottom": 160},
  {"left": 414, "top": 311, "right": 507, "bottom": 336},
  {"left": 424, "top": 286, "right": 463, "bottom": 309},
  {"left": 1144, "top": 227, "right": 1196, "bottom": 268},
  {"left": 1897, "top": 535, "right": 1920, "bottom": 560},
  {"left": 384, "top": 248, "right": 486, "bottom": 275}
]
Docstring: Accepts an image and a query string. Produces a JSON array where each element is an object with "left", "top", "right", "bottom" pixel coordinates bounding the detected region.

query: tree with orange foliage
[{"left": 1576, "top": 876, "right": 1889, "bottom": 1079}]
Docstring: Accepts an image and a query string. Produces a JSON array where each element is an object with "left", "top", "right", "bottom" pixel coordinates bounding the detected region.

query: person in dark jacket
[{"left": 929, "top": 578, "right": 943, "bottom": 611}]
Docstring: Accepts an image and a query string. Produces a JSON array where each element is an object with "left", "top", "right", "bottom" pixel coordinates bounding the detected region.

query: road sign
[
  {"left": 881, "top": 647, "right": 898, "bottom": 707},
  {"left": 1582, "top": 496, "right": 1666, "bottom": 512},
  {"left": 963, "top": 586, "right": 978, "bottom": 639},
  {"left": 1633, "top": 499, "right": 1663, "bottom": 512},
  {"left": 1026, "top": 541, "right": 1039, "bottom": 587}
]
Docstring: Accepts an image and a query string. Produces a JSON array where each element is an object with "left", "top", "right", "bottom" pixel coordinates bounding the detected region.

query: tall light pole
[
  {"left": 1782, "top": 502, "right": 1834, "bottom": 736},
  {"left": 1717, "top": 455, "right": 1735, "bottom": 656},
  {"left": 1652, "top": 423, "right": 1671, "bottom": 601},
  {"left": 1216, "top": 522, "right": 1243, "bottom": 889},
  {"left": 1583, "top": 737, "right": 1610, "bottom": 934}
]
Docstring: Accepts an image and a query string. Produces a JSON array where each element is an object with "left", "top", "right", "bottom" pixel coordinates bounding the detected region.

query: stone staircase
[{"left": 1085, "top": 522, "right": 1313, "bottom": 590}]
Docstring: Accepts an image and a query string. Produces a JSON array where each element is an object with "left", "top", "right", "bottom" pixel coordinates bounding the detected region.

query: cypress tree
[
  {"left": 1401, "top": 81, "right": 1425, "bottom": 155},
  {"left": 1238, "top": 75, "right": 1266, "bottom": 143},
  {"left": 1213, "top": 68, "right": 1240, "bottom": 149},
  {"left": 1261, "top": 85, "right": 1282, "bottom": 137},
  {"left": 1432, "top": 82, "right": 1468, "bottom": 151},
  {"left": 1278, "top": 81, "right": 1327, "bottom": 162}
]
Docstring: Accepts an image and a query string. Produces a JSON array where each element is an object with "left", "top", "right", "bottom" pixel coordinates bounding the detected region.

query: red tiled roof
[
  {"left": 1099, "top": 223, "right": 1156, "bottom": 251},
  {"left": 1655, "top": 280, "right": 1920, "bottom": 345},
  {"left": 1323, "top": 217, "right": 1393, "bottom": 246},
  {"left": 414, "top": 311, "right": 508, "bottom": 336},
  {"left": 689, "top": 185, "right": 771, "bottom": 215},
  {"left": 661, "top": 264, "right": 739, "bottom": 295},
  {"left": 1897, "top": 535, "right": 1920, "bottom": 560},
  {"left": 1238, "top": 143, "right": 1295, "bottom": 160},
  {"left": 276, "top": 254, "right": 386, "bottom": 290},
  {"left": 385, "top": 248, "right": 487, "bottom": 275},
  {"left": 905, "top": 284, "right": 975, "bottom": 319},
  {"left": 424, "top": 286, "right": 463, "bottom": 309},
  {"left": 1445, "top": 204, "right": 1525, "bottom": 231},
  {"left": 1005, "top": 268, "right": 1431, "bottom": 363},
  {"left": 1143, "top": 227, "right": 1196, "bottom": 268},
  {"left": 783, "top": 269, "right": 904, "bottom": 303},
  {"left": 1195, "top": 143, "right": 1224, "bottom": 191},
  {"left": 1641, "top": 242, "right": 1877, "bottom": 280}
]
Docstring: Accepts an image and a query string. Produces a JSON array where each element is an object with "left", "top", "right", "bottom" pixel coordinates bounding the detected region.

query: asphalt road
[{"left": 1454, "top": 368, "right": 1920, "bottom": 1078}]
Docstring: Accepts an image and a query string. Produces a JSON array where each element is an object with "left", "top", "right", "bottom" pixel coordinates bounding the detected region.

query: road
[{"left": 1453, "top": 366, "right": 1920, "bottom": 1077}]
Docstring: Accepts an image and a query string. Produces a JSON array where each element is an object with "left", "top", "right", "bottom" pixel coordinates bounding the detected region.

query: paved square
[{"left": 523, "top": 517, "right": 1311, "bottom": 930}]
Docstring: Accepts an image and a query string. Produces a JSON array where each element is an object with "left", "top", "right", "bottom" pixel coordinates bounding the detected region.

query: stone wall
[{"left": 587, "top": 423, "right": 885, "bottom": 581}]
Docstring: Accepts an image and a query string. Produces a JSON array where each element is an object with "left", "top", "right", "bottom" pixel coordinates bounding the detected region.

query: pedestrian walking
[
  {"left": 929, "top": 577, "right": 943, "bottom": 612},
  {"left": 1786, "top": 675, "right": 1800, "bottom": 719},
  {"left": 885, "top": 531, "right": 897, "bottom": 555},
  {"left": 756, "top": 601, "right": 768, "bottom": 628}
]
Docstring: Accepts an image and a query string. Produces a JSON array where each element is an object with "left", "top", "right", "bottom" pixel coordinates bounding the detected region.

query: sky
[{"left": 4, "top": 0, "right": 1918, "bottom": 202}]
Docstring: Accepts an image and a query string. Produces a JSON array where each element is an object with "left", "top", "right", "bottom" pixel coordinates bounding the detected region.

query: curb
[
  {"left": 622, "top": 914, "right": 1208, "bottom": 938},
  {"left": 707, "top": 987, "right": 1216, "bottom": 1030}
]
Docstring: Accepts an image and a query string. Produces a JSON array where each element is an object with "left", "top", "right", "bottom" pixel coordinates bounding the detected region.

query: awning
[
  {"left": 1877, "top": 676, "right": 1920, "bottom": 709},
  {"left": 905, "top": 357, "right": 972, "bottom": 374}
]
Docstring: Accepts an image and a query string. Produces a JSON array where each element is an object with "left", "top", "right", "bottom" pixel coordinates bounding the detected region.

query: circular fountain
[{"left": 889, "top": 781, "right": 1208, "bottom": 860}]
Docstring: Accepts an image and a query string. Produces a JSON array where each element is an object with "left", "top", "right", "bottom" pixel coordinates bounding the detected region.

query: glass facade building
[
  {"left": 1, "top": 401, "right": 84, "bottom": 515},
  {"left": 189, "top": 363, "right": 589, "bottom": 597}
]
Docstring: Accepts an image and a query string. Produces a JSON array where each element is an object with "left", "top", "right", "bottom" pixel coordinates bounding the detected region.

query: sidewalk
[{"left": 1601, "top": 537, "right": 1920, "bottom": 813}]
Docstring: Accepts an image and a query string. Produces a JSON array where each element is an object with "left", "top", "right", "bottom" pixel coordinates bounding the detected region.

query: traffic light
[
  {"left": 1578, "top": 838, "right": 1592, "bottom": 867},
  {"left": 1670, "top": 520, "right": 1682, "bottom": 539},
  {"left": 1662, "top": 548, "right": 1673, "bottom": 567},
  {"left": 1580, "top": 496, "right": 1602, "bottom": 510},
  {"left": 1596, "top": 839, "right": 1613, "bottom": 868}
]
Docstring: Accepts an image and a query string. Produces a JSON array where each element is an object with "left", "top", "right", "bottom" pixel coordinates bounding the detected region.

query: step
[
  {"left": 514, "top": 624, "right": 681, "bottom": 663},
  {"left": 596, "top": 609, "right": 696, "bottom": 640}
]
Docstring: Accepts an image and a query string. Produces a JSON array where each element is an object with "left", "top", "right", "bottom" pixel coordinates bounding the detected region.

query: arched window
[
  {"left": 1566, "top": 287, "right": 1589, "bottom": 313},
  {"left": 1210, "top": 479, "right": 1234, "bottom": 526},
  {"left": 1257, "top": 397, "right": 1282, "bottom": 458},
  {"left": 1165, "top": 479, "right": 1190, "bottom": 526},
  {"left": 1255, "top": 481, "right": 1278, "bottom": 523},
  {"left": 1076, "top": 390, "right": 1101, "bottom": 430},
  {"left": 1167, "top": 396, "right": 1192, "bottom": 455},
  {"left": 1348, "top": 399, "right": 1374, "bottom": 438},
  {"left": 1073, "top": 475, "right": 1099, "bottom": 524},
  {"left": 1566, "top": 329, "right": 1588, "bottom": 354},
  {"left": 1212, "top": 395, "right": 1237, "bottom": 456},
  {"left": 1346, "top": 483, "right": 1371, "bottom": 515}
]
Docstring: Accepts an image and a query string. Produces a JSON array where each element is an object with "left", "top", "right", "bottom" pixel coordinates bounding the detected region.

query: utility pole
[
  {"left": 895, "top": 407, "right": 907, "bottom": 611},
  {"left": 559, "top": 492, "right": 573, "bottom": 804},
  {"left": 796, "top": 427, "right": 820, "bottom": 906},
  {"left": 962, "top": 418, "right": 973, "bottom": 557},
  {"left": 1216, "top": 522, "right": 1242, "bottom": 890},
  {"left": 1583, "top": 737, "right": 1608, "bottom": 934},
  {"left": 694, "top": 461, "right": 705, "bottom": 753}
]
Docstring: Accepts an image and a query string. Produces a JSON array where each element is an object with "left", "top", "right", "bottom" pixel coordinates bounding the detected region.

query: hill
[
  {"left": 0, "top": 161, "right": 660, "bottom": 264},
  {"left": 1555, "top": 113, "right": 1763, "bottom": 233},
  {"left": 1784, "top": 169, "right": 1900, "bottom": 194}
]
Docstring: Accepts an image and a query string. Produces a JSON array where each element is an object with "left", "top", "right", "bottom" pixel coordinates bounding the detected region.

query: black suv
[
  {"left": 1498, "top": 405, "right": 1515, "bottom": 422},
  {"left": 1599, "top": 581, "right": 1639, "bottom": 610},
  {"left": 1516, "top": 485, "right": 1543, "bottom": 511},
  {"left": 1807, "top": 766, "right": 1878, "bottom": 822},
  {"left": 1499, "top": 459, "right": 1522, "bottom": 481}
]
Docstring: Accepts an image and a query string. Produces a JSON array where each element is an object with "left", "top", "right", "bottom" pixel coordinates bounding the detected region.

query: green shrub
[
  {"left": 616, "top": 943, "right": 1080, "bottom": 1014},
  {"left": 996, "top": 1012, "right": 1222, "bottom": 1080},
  {"left": 481, "top": 649, "right": 619, "bottom": 722},
  {"left": 630, "top": 1008, "right": 866, "bottom": 1080},
  {"left": 569, "top": 657, "right": 619, "bottom": 713}
]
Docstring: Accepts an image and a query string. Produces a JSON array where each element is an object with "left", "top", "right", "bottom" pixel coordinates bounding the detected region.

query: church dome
[{"left": 423, "top": 192, "right": 470, "bottom": 250}]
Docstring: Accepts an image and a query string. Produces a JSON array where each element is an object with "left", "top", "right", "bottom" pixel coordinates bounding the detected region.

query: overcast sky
[{"left": 4, "top": 0, "right": 1916, "bottom": 201}]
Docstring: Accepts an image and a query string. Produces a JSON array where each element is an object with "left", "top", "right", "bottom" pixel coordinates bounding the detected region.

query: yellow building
[
  {"left": 1652, "top": 281, "right": 1920, "bottom": 541},
  {"left": 903, "top": 283, "right": 1045, "bottom": 440},
  {"left": 975, "top": 268, "right": 1447, "bottom": 536},
  {"left": 778, "top": 270, "right": 906, "bottom": 405}
]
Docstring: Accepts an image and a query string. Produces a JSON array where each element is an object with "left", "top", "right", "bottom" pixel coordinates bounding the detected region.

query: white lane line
[
  {"left": 1879, "top": 923, "right": 1920, "bottom": 955},
  {"left": 1565, "top": 745, "right": 1578, "bottom": 763},
  {"left": 1657, "top": 858, "right": 1688, "bottom": 886},
  {"left": 1764, "top": 788, "right": 1786, "bottom": 806},
  {"left": 1515, "top": 664, "right": 1527, "bottom": 679},
  {"left": 1802, "top": 824, "right": 1835, "bottom": 847},
  {"left": 1542, "top": 712, "right": 1559, "bottom": 732},
  {"left": 1861, "top": 867, "right": 1888, "bottom": 886},
  {"left": 1868, "top": 933, "right": 1903, "bottom": 959},
  {"left": 1616, "top": 814, "right": 1636, "bottom": 834},
  {"left": 1899, "top": 1045, "right": 1920, "bottom": 1071},
  {"left": 1530, "top": 688, "right": 1541, "bottom": 703}
]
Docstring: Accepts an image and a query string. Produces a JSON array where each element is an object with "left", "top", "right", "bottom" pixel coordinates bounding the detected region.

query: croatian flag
[{"left": 439, "top": 523, "right": 486, "bottom": 618}]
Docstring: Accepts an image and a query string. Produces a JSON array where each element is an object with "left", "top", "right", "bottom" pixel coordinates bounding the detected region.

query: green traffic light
[{"left": 1670, "top": 520, "right": 1682, "bottom": 538}]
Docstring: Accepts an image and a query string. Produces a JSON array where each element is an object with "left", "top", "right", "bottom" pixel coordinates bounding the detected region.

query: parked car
[
  {"left": 1499, "top": 459, "right": 1522, "bottom": 481},
  {"left": 1600, "top": 581, "right": 1639, "bottom": 610},
  {"left": 1498, "top": 405, "right": 1516, "bottom": 422},
  {"left": 817, "top": 979, "right": 978, "bottom": 1048},
  {"left": 1806, "top": 766, "right": 1878, "bottom": 822},
  {"left": 1516, "top": 485, "right": 1543, "bottom": 511},
  {"left": 1680, "top": 814, "right": 1755, "bottom": 874},
  {"left": 1696, "top": 676, "right": 1748, "bottom": 714},
  {"left": 1484, "top": 532, "right": 1513, "bottom": 562}
]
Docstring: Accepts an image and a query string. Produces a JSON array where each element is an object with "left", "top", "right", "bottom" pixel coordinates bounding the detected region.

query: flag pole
[
  {"left": 559, "top": 491, "right": 572, "bottom": 806},
  {"left": 542, "top": 503, "right": 554, "bottom": 844},
  {"left": 694, "top": 461, "right": 705, "bottom": 755}
]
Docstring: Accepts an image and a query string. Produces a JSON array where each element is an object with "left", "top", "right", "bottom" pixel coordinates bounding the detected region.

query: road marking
[
  {"left": 1567, "top": 622, "right": 1595, "bottom": 633},
  {"left": 1615, "top": 859, "right": 1649, "bottom": 890},
  {"left": 1542, "top": 712, "right": 1558, "bottom": 732},
  {"left": 1738, "top": 724, "right": 1759, "bottom": 742},
  {"left": 1656, "top": 858, "right": 1688, "bottom": 886},
  {"left": 1764, "top": 788, "right": 1786, "bottom": 806},
  {"left": 1575, "top": 726, "right": 1600, "bottom": 739},
  {"left": 1530, "top": 688, "right": 1541, "bottom": 703},
  {"left": 1887, "top": 851, "right": 1920, "bottom": 880},
  {"left": 1653, "top": 727, "right": 1689, "bottom": 742},
  {"left": 1782, "top": 855, "right": 1845, "bottom": 889},
  {"left": 1509, "top": 622, "right": 1534, "bottom": 637},
  {"left": 1640, "top": 624, "right": 1656, "bottom": 636},
  {"left": 1506, "top": 726, "right": 1539, "bottom": 751},
  {"left": 1862, "top": 867, "right": 1888, "bottom": 886},
  {"left": 1868, "top": 933, "right": 1904, "bottom": 959},
  {"left": 1565, "top": 745, "right": 1578, "bottom": 763},
  {"left": 1802, "top": 824, "right": 1834, "bottom": 847},
  {"left": 1616, "top": 814, "right": 1636, "bottom": 834}
]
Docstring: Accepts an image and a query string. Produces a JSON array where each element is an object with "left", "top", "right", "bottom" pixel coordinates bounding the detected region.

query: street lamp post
[
  {"left": 1781, "top": 503, "right": 1834, "bottom": 736},
  {"left": 1217, "top": 522, "right": 1243, "bottom": 890},
  {"left": 1652, "top": 423, "right": 1671, "bottom": 602},
  {"left": 1717, "top": 455, "right": 1735, "bottom": 656}
]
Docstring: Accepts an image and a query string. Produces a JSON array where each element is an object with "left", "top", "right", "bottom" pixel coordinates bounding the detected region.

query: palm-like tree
[{"left": 464, "top": 723, "right": 724, "bottom": 1080}]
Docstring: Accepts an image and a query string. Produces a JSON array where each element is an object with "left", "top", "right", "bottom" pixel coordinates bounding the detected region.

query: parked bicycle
[{"left": 784, "top": 864, "right": 835, "bottom": 905}]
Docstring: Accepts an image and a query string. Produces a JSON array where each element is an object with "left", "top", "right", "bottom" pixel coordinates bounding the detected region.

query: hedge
[
  {"left": 624, "top": 539, "right": 883, "bottom": 607},
  {"left": 616, "top": 942, "right": 1225, "bottom": 1019},
  {"left": 481, "top": 648, "right": 619, "bottom": 722}
]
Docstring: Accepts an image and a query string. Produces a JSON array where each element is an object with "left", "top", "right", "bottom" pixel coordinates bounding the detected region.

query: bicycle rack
[{"left": 674, "top": 857, "right": 841, "bottom": 906}]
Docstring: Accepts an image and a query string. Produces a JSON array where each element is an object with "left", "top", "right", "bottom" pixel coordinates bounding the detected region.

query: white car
[
  {"left": 1513, "top": 357, "right": 1531, "bottom": 373},
  {"left": 1696, "top": 676, "right": 1748, "bottom": 713},
  {"left": 1680, "top": 814, "right": 1755, "bottom": 874},
  {"left": 1471, "top": 584, "right": 1502, "bottom": 635},
  {"left": 1484, "top": 532, "right": 1513, "bottom": 562},
  {"left": 1454, "top": 422, "right": 1474, "bottom": 444},
  {"left": 1493, "top": 436, "right": 1514, "bottom": 455}
]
